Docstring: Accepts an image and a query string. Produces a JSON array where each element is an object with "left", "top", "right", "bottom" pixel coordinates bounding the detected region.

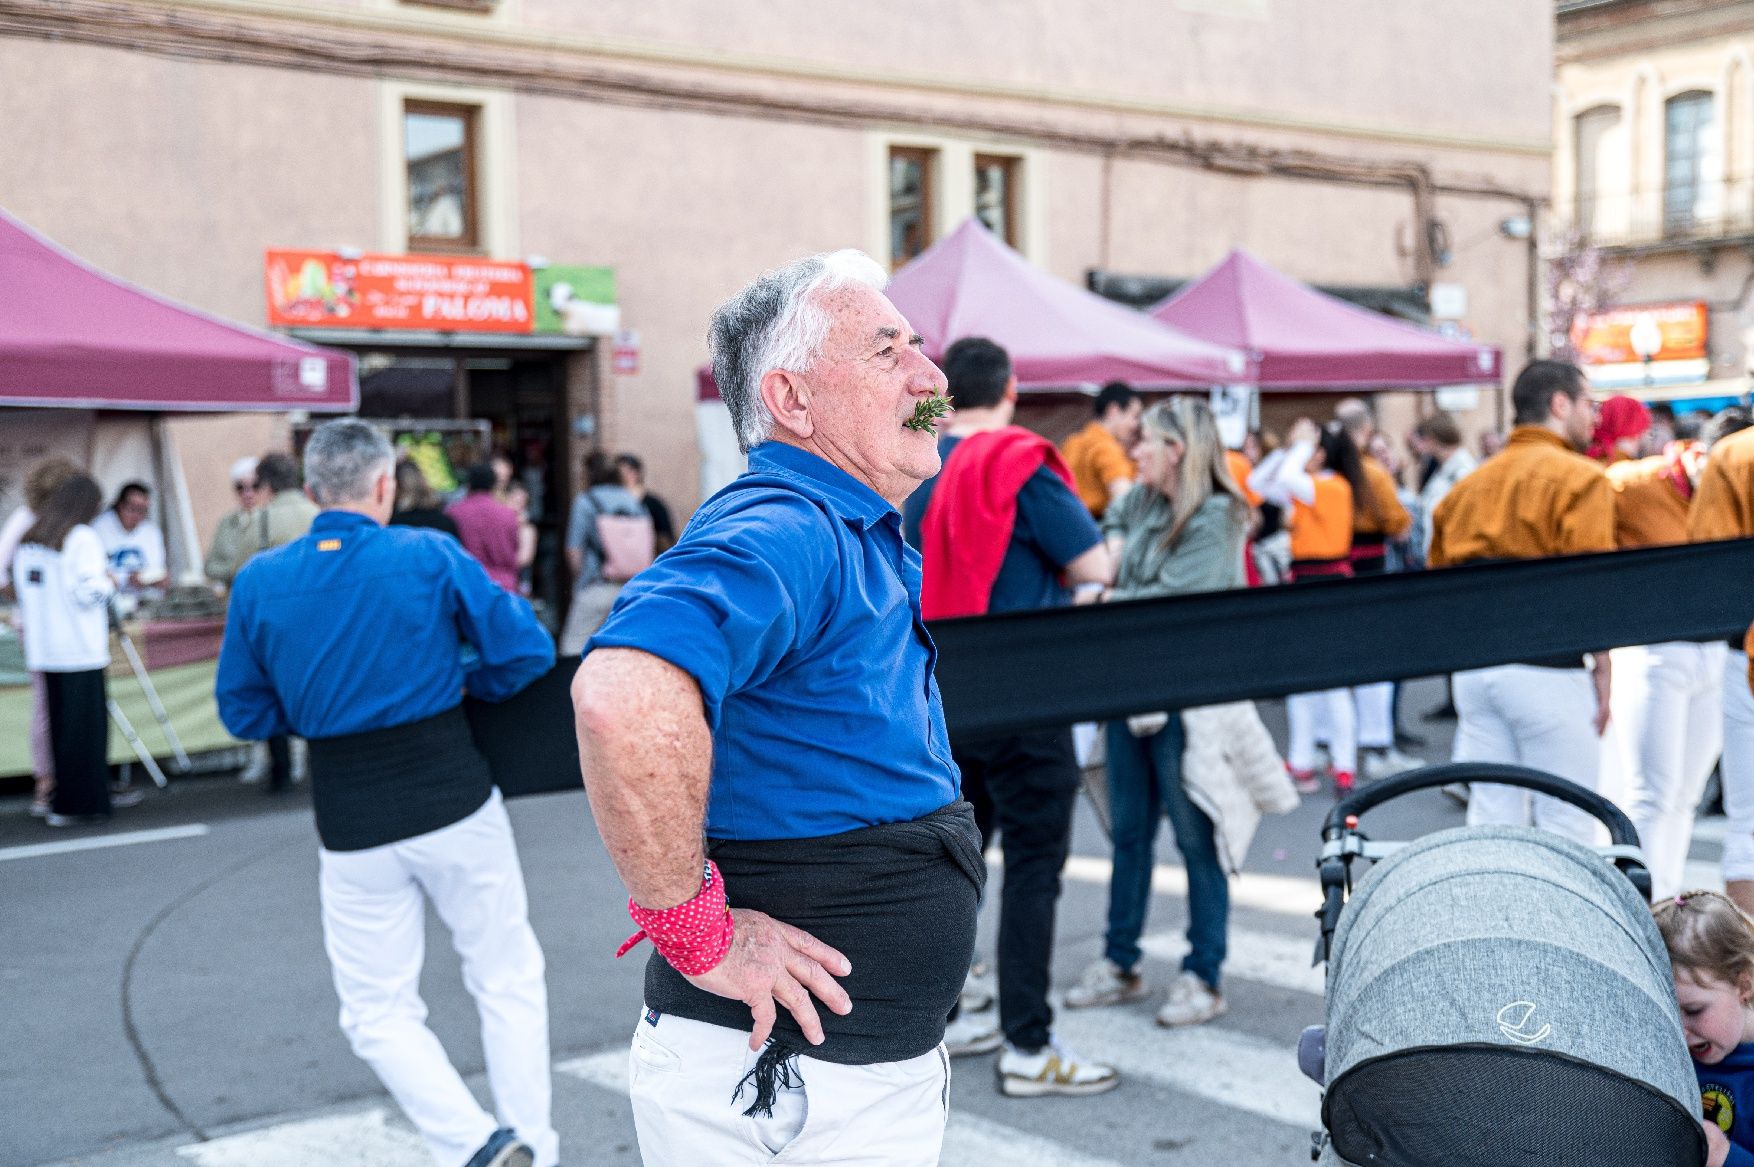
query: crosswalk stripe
[
  {"left": 0, "top": 823, "right": 209, "bottom": 863},
  {"left": 1051, "top": 1007, "right": 1322, "bottom": 1132},
  {"left": 557, "top": 1048, "right": 1134, "bottom": 1166},
  {"left": 1692, "top": 817, "right": 1729, "bottom": 845},
  {"left": 1060, "top": 855, "right": 1323, "bottom": 918},
  {"left": 1138, "top": 925, "right": 1326, "bottom": 997},
  {"left": 175, "top": 1108, "right": 424, "bottom": 1165}
]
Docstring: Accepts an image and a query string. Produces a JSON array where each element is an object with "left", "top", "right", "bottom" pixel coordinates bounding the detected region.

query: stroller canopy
[{"left": 1322, "top": 825, "right": 1702, "bottom": 1167}]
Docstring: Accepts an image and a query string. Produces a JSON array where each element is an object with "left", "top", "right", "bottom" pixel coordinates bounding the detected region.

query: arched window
[
  {"left": 1665, "top": 90, "right": 1718, "bottom": 234},
  {"left": 1574, "top": 105, "right": 1622, "bottom": 236}
]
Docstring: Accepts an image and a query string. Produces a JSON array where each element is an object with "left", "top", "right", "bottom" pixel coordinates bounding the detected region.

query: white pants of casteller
[
  {"left": 319, "top": 790, "right": 557, "bottom": 1167},
  {"left": 1288, "top": 690, "right": 1357, "bottom": 773},
  {"left": 629, "top": 1009, "right": 950, "bottom": 1166},
  {"left": 1453, "top": 665, "right": 1604, "bottom": 845},
  {"left": 1602, "top": 642, "right": 1725, "bottom": 900},
  {"left": 1723, "top": 650, "right": 1754, "bottom": 883}
]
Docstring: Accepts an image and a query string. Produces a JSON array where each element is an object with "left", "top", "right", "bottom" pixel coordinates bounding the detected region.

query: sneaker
[
  {"left": 959, "top": 965, "right": 994, "bottom": 1015},
  {"left": 238, "top": 741, "right": 269, "bottom": 784},
  {"left": 1332, "top": 770, "right": 1356, "bottom": 796},
  {"left": 996, "top": 1038, "right": 1120, "bottom": 1097},
  {"left": 1155, "top": 971, "right": 1228, "bottom": 1027},
  {"left": 464, "top": 1129, "right": 533, "bottom": 1167},
  {"left": 44, "top": 812, "right": 109, "bottom": 828},
  {"left": 112, "top": 789, "right": 146, "bottom": 810},
  {"left": 28, "top": 800, "right": 50, "bottom": 818},
  {"left": 1288, "top": 764, "right": 1320, "bottom": 795},
  {"left": 1063, "top": 959, "right": 1148, "bottom": 1009},
  {"left": 943, "top": 1011, "right": 1004, "bottom": 1057},
  {"left": 1362, "top": 747, "right": 1421, "bottom": 781}
]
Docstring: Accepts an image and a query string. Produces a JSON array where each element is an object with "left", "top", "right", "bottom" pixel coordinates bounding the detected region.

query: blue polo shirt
[
  {"left": 216, "top": 510, "right": 554, "bottom": 741},
  {"left": 586, "top": 442, "right": 960, "bottom": 841}
]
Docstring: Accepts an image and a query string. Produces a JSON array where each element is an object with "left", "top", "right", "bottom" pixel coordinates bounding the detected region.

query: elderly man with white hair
[
  {"left": 216, "top": 419, "right": 558, "bottom": 1167},
  {"left": 574, "top": 250, "right": 982, "bottom": 1164}
]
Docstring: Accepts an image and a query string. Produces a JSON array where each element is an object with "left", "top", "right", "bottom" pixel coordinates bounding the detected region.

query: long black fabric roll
[{"left": 469, "top": 538, "right": 1754, "bottom": 795}]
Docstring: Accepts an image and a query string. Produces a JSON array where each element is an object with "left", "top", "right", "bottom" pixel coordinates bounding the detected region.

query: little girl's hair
[{"left": 1654, "top": 891, "right": 1754, "bottom": 987}]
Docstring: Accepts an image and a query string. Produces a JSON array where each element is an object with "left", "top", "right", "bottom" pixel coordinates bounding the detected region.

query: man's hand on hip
[{"left": 685, "top": 908, "right": 852, "bottom": 1050}]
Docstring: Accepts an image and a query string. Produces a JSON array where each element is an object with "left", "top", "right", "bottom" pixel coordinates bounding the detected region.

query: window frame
[
  {"left": 888, "top": 145, "right": 938, "bottom": 270},
  {"left": 1572, "top": 105, "right": 1620, "bottom": 239},
  {"left": 1663, "top": 89, "right": 1716, "bottom": 236},
  {"left": 404, "top": 99, "right": 482, "bottom": 253},
  {"left": 973, "top": 153, "right": 1022, "bottom": 247}
]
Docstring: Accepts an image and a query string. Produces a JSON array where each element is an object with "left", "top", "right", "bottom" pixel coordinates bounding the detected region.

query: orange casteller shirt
[
  {"left": 1428, "top": 426, "right": 1615, "bottom": 567},
  {"left": 1605, "top": 453, "right": 1692, "bottom": 549},
  {"left": 1686, "top": 427, "right": 1754, "bottom": 686},
  {"left": 1062, "top": 420, "right": 1136, "bottom": 518},
  {"left": 1354, "top": 456, "right": 1412, "bottom": 541},
  {"left": 1290, "top": 473, "right": 1354, "bottom": 562},
  {"left": 1225, "top": 449, "right": 1262, "bottom": 508}
]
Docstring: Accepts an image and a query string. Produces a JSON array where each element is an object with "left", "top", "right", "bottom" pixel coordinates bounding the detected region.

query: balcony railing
[{"left": 1564, "top": 180, "right": 1754, "bottom": 248}]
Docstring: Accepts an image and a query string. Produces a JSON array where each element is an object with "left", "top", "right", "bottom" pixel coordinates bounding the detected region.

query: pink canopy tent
[
  {"left": 1148, "top": 247, "right": 1500, "bottom": 389},
  {"left": 0, "top": 206, "right": 356, "bottom": 411},
  {"left": 887, "top": 219, "right": 1250, "bottom": 389}
]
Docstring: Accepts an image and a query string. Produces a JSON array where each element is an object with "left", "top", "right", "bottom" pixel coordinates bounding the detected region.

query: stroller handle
[{"left": 1321, "top": 762, "right": 1641, "bottom": 849}]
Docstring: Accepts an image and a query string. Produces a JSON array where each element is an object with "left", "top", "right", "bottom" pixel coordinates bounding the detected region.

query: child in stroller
[{"left": 1655, "top": 890, "right": 1754, "bottom": 1167}]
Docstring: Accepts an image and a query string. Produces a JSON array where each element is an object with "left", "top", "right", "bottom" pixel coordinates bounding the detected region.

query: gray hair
[
  {"left": 304, "top": 419, "right": 394, "bottom": 506},
  {"left": 708, "top": 249, "right": 890, "bottom": 453}
]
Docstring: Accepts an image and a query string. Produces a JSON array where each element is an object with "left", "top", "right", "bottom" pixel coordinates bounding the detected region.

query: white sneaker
[
  {"left": 1362, "top": 747, "right": 1421, "bottom": 781},
  {"left": 290, "top": 736, "right": 309, "bottom": 784},
  {"left": 1063, "top": 958, "right": 1148, "bottom": 1009},
  {"left": 1155, "top": 971, "right": 1227, "bottom": 1027},
  {"left": 238, "top": 741, "right": 269, "bottom": 784},
  {"left": 943, "top": 1011, "right": 1003, "bottom": 1057},
  {"left": 959, "top": 965, "right": 994, "bottom": 1015},
  {"left": 996, "top": 1037, "right": 1120, "bottom": 1097}
]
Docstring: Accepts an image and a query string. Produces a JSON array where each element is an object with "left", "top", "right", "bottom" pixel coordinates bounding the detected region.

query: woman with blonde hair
[{"left": 1066, "top": 396, "right": 1252, "bottom": 1028}]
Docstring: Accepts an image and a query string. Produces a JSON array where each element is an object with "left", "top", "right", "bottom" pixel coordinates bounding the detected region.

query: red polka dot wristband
[{"left": 615, "top": 859, "right": 735, "bottom": 976}]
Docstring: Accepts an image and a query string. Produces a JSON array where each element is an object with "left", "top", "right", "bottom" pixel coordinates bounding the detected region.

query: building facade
[
  {"left": 0, "top": 0, "right": 1552, "bottom": 576},
  {"left": 1556, "top": 0, "right": 1754, "bottom": 409}
]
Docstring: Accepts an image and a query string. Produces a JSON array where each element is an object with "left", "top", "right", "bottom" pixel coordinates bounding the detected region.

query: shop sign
[
  {"left": 1571, "top": 301, "right": 1708, "bottom": 367},
  {"left": 612, "top": 329, "right": 641, "bottom": 376},
  {"left": 265, "top": 250, "right": 536, "bottom": 333}
]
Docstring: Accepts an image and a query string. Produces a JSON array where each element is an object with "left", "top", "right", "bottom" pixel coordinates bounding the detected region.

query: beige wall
[{"left": 0, "top": 0, "right": 1553, "bottom": 536}]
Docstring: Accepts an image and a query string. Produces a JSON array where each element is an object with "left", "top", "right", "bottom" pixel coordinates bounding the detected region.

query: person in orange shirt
[
  {"left": 1250, "top": 418, "right": 1361, "bottom": 794},
  {"left": 1335, "top": 399, "right": 1420, "bottom": 779},
  {"left": 1603, "top": 430, "right": 1737, "bottom": 900},
  {"left": 1685, "top": 406, "right": 1754, "bottom": 915},
  {"left": 1429, "top": 360, "right": 1614, "bottom": 845},
  {"left": 1061, "top": 382, "right": 1142, "bottom": 519}
]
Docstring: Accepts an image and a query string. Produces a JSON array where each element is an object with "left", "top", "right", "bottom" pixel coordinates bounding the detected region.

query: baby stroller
[{"left": 1300, "top": 763, "right": 1704, "bottom": 1166}]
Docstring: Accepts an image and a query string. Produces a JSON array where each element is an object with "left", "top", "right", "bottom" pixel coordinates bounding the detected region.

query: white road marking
[
  {"left": 1139, "top": 924, "right": 1326, "bottom": 997},
  {"left": 1684, "top": 859, "right": 1725, "bottom": 891},
  {"left": 942, "top": 1112, "right": 1132, "bottom": 1167},
  {"left": 1052, "top": 1007, "right": 1322, "bottom": 1132},
  {"left": 1692, "top": 817, "right": 1730, "bottom": 845},
  {"left": 176, "top": 1108, "right": 424, "bottom": 1166},
  {"left": 0, "top": 823, "right": 209, "bottom": 863},
  {"left": 555, "top": 1047, "right": 626, "bottom": 1091},
  {"left": 1060, "top": 855, "right": 1323, "bottom": 918}
]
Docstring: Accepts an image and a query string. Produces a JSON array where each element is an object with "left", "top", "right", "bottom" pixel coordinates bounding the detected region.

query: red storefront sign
[
  {"left": 265, "top": 250, "right": 534, "bottom": 333},
  {"left": 1570, "top": 301, "right": 1708, "bottom": 366}
]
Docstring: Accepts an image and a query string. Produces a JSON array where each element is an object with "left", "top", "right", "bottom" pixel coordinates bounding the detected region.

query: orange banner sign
[
  {"left": 265, "top": 250, "right": 534, "bottom": 333},
  {"left": 1571, "top": 301, "right": 1708, "bottom": 367}
]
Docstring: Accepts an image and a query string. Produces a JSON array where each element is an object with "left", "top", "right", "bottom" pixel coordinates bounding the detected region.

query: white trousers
[
  {"left": 319, "top": 790, "right": 557, "bottom": 1167},
  {"left": 1723, "top": 650, "right": 1754, "bottom": 883},
  {"left": 1453, "top": 665, "right": 1604, "bottom": 845},
  {"left": 1353, "top": 682, "right": 1396, "bottom": 750},
  {"left": 629, "top": 1009, "right": 950, "bottom": 1166},
  {"left": 1288, "top": 689, "right": 1357, "bottom": 773},
  {"left": 1603, "top": 642, "right": 1725, "bottom": 900}
]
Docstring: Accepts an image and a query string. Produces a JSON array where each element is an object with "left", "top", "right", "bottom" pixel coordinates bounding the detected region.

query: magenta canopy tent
[
  {"left": 886, "top": 218, "right": 1251, "bottom": 389},
  {"left": 0, "top": 207, "right": 356, "bottom": 412},
  {"left": 1148, "top": 247, "right": 1500, "bottom": 390}
]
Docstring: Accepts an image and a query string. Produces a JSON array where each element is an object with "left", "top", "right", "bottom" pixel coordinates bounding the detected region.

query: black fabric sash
[
  {"left": 468, "top": 538, "right": 1754, "bottom": 793},
  {"left": 642, "top": 801, "right": 984, "bottom": 1067},
  {"left": 306, "top": 705, "right": 492, "bottom": 851}
]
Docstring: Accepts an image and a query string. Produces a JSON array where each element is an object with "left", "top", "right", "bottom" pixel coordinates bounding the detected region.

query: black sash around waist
[
  {"left": 644, "top": 800, "right": 985, "bottom": 1066},
  {"left": 305, "top": 705, "right": 493, "bottom": 852}
]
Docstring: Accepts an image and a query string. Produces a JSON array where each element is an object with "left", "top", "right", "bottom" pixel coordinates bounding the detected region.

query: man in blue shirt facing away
[
  {"left": 910, "top": 337, "right": 1120, "bottom": 1097},
  {"left": 573, "top": 250, "right": 983, "bottom": 1164},
  {"left": 216, "top": 419, "right": 556, "bottom": 1167}
]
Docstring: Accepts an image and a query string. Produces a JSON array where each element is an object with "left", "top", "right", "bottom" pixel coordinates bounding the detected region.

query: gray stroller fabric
[{"left": 1319, "top": 825, "right": 1703, "bottom": 1167}]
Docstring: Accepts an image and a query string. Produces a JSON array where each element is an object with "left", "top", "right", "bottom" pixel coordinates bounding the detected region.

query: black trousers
[
  {"left": 953, "top": 727, "right": 1080, "bottom": 1052},
  {"left": 43, "top": 668, "right": 111, "bottom": 817},
  {"left": 267, "top": 734, "right": 292, "bottom": 791}
]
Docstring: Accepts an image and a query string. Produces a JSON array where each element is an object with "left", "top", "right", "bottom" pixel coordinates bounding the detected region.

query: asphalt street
[{"left": 2, "top": 678, "right": 1724, "bottom": 1167}]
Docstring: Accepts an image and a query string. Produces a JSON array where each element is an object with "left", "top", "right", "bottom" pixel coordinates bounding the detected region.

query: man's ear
[
  {"left": 1004, "top": 375, "right": 1019, "bottom": 405},
  {"left": 761, "top": 368, "right": 815, "bottom": 440}
]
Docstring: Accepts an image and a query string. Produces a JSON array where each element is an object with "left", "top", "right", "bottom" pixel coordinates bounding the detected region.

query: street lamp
[{"left": 1629, "top": 314, "right": 1663, "bottom": 387}]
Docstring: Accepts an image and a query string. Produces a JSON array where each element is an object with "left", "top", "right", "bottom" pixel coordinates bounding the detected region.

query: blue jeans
[{"left": 1103, "top": 715, "right": 1228, "bottom": 990}]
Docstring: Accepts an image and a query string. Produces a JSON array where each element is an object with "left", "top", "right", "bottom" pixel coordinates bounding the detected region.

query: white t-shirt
[
  {"left": 0, "top": 505, "right": 33, "bottom": 591},
  {"left": 91, "top": 509, "right": 166, "bottom": 584},
  {"left": 14, "top": 525, "right": 116, "bottom": 671}
]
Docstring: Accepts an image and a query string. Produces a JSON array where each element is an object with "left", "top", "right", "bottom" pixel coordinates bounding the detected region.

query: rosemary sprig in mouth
[{"left": 904, "top": 395, "right": 953, "bottom": 433}]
